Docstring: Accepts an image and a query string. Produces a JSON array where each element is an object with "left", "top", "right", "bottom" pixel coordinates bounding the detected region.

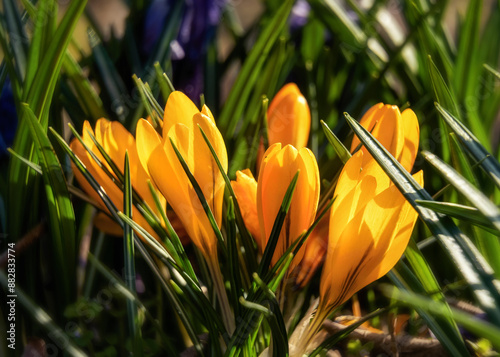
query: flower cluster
[{"left": 70, "top": 83, "right": 422, "bottom": 350}]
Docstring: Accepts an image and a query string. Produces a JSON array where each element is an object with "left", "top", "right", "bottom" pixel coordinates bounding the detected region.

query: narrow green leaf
[
  {"left": 309, "top": 308, "right": 386, "bottom": 357},
  {"left": 3, "top": 0, "right": 28, "bottom": 80},
  {"left": 0, "top": 270, "right": 87, "bottom": 357},
  {"left": 321, "top": 120, "right": 351, "bottom": 164},
  {"left": 416, "top": 200, "right": 500, "bottom": 236},
  {"left": 453, "top": 0, "right": 482, "bottom": 101},
  {"left": 422, "top": 151, "right": 500, "bottom": 233},
  {"left": 23, "top": 104, "right": 75, "bottom": 305},
  {"left": 436, "top": 103, "right": 500, "bottom": 189},
  {"left": 198, "top": 125, "right": 257, "bottom": 272},
  {"left": 62, "top": 52, "right": 107, "bottom": 120},
  {"left": 384, "top": 286, "right": 500, "bottom": 350},
  {"left": 146, "top": 181, "right": 197, "bottom": 281},
  {"left": 7, "top": 148, "right": 42, "bottom": 175},
  {"left": 427, "top": 56, "right": 456, "bottom": 161},
  {"left": 389, "top": 262, "right": 468, "bottom": 356},
  {"left": 88, "top": 254, "right": 177, "bottom": 355},
  {"left": 484, "top": 64, "right": 500, "bottom": 80},
  {"left": 130, "top": 233, "right": 206, "bottom": 356},
  {"left": 227, "top": 198, "right": 243, "bottom": 317},
  {"left": 123, "top": 153, "right": 143, "bottom": 355},
  {"left": 219, "top": 0, "right": 294, "bottom": 136},
  {"left": 154, "top": 62, "right": 174, "bottom": 102}
]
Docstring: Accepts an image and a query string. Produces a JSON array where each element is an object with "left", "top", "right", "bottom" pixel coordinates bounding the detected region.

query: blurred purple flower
[
  {"left": 143, "top": 0, "right": 226, "bottom": 101},
  {"left": 0, "top": 78, "right": 17, "bottom": 157},
  {"left": 290, "top": 0, "right": 311, "bottom": 32}
]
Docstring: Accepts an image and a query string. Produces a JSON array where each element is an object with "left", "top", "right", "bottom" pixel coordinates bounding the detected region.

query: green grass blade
[
  {"left": 436, "top": 103, "right": 500, "bottom": 189},
  {"left": 87, "top": 254, "right": 177, "bottom": 355},
  {"left": 63, "top": 52, "right": 107, "bottom": 120},
  {"left": 3, "top": 0, "right": 28, "bottom": 80},
  {"left": 0, "top": 270, "right": 87, "bottom": 357},
  {"left": 416, "top": 200, "right": 500, "bottom": 236},
  {"left": 8, "top": 0, "right": 86, "bottom": 243},
  {"left": 154, "top": 62, "right": 174, "bottom": 102},
  {"left": 309, "top": 308, "right": 386, "bottom": 357},
  {"left": 321, "top": 120, "right": 351, "bottom": 164},
  {"left": 427, "top": 56, "right": 456, "bottom": 161},
  {"left": 219, "top": 0, "right": 294, "bottom": 136},
  {"left": 146, "top": 181, "right": 197, "bottom": 281},
  {"left": 23, "top": 0, "right": 52, "bottom": 92},
  {"left": 88, "top": 28, "right": 128, "bottom": 122},
  {"left": 198, "top": 125, "right": 257, "bottom": 272},
  {"left": 7, "top": 148, "right": 42, "bottom": 175},
  {"left": 22, "top": 103, "right": 75, "bottom": 306},
  {"left": 453, "top": 0, "right": 482, "bottom": 101},
  {"left": 484, "top": 63, "right": 500, "bottom": 79},
  {"left": 131, "top": 235, "right": 206, "bottom": 356},
  {"left": 422, "top": 151, "right": 500, "bottom": 233},
  {"left": 123, "top": 153, "right": 143, "bottom": 355},
  {"left": 23, "top": 0, "right": 87, "bottom": 120},
  {"left": 389, "top": 262, "right": 469, "bottom": 356},
  {"left": 345, "top": 112, "right": 500, "bottom": 326},
  {"left": 384, "top": 286, "right": 500, "bottom": 350},
  {"left": 227, "top": 198, "right": 243, "bottom": 317}
]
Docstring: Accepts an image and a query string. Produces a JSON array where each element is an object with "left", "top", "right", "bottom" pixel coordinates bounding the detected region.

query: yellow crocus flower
[
  {"left": 145, "top": 91, "right": 226, "bottom": 261},
  {"left": 292, "top": 104, "right": 423, "bottom": 355},
  {"left": 267, "top": 83, "right": 311, "bottom": 149},
  {"left": 257, "top": 143, "right": 320, "bottom": 271},
  {"left": 143, "top": 91, "right": 234, "bottom": 333},
  {"left": 319, "top": 151, "right": 423, "bottom": 312},
  {"left": 319, "top": 103, "right": 422, "bottom": 311},
  {"left": 70, "top": 118, "right": 165, "bottom": 238}
]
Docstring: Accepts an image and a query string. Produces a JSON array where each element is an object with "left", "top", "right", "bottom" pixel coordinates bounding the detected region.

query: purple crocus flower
[
  {"left": 289, "top": 0, "right": 311, "bottom": 32},
  {"left": 143, "top": 0, "right": 226, "bottom": 101},
  {"left": 0, "top": 78, "right": 17, "bottom": 157}
]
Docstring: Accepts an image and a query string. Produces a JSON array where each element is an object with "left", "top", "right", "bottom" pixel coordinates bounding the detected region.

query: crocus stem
[
  {"left": 298, "top": 304, "right": 332, "bottom": 355},
  {"left": 208, "top": 257, "right": 235, "bottom": 336}
]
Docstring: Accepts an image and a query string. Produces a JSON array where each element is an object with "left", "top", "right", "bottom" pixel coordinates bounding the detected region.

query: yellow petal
[
  {"left": 201, "top": 104, "right": 215, "bottom": 123},
  {"left": 190, "top": 114, "right": 228, "bottom": 241},
  {"left": 94, "top": 212, "right": 123, "bottom": 236},
  {"left": 295, "top": 208, "right": 329, "bottom": 287},
  {"left": 136, "top": 119, "right": 162, "bottom": 176},
  {"left": 350, "top": 103, "right": 384, "bottom": 152},
  {"left": 399, "top": 108, "right": 420, "bottom": 172},
  {"left": 162, "top": 91, "right": 199, "bottom": 139},
  {"left": 231, "top": 169, "right": 261, "bottom": 247},
  {"left": 267, "top": 83, "right": 311, "bottom": 149},
  {"left": 257, "top": 144, "right": 320, "bottom": 270}
]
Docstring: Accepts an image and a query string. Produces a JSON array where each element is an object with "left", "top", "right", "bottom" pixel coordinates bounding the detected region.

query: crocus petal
[
  {"left": 295, "top": 210, "right": 329, "bottom": 287},
  {"left": 267, "top": 83, "right": 311, "bottom": 149},
  {"left": 231, "top": 169, "right": 261, "bottom": 246},
  {"left": 399, "top": 109, "right": 420, "bottom": 172},
  {"left": 257, "top": 144, "right": 320, "bottom": 269},
  {"left": 136, "top": 118, "right": 162, "bottom": 176},
  {"left": 192, "top": 112, "right": 228, "bottom": 227},
  {"left": 201, "top": 104, "right": 215, "bottom": 123},
  {"left": 94, "top": 212, "right": 123, "bottom": 236},
  {"left": 102, "top": 121, "right": 163, "bottom": 213},
  {"left": 351, "top": 104, "right": 405, "bottom": 168},
  {"left": 162, "top": 91, "right": 199, "bottom": 139},
  {"left": 350, "top": 103, "right": 384, "bottom": 152}
]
